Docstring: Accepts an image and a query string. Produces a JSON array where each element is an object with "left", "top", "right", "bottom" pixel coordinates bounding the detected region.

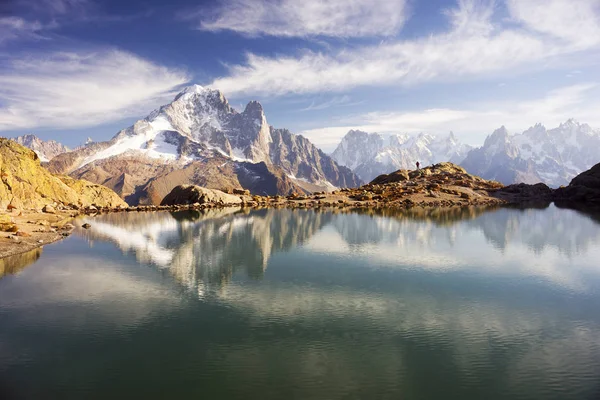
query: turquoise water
[{"left": 1, "top": 206, "right": 600, "bottom": 399}]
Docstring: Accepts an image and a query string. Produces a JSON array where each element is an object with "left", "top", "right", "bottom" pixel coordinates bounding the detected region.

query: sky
[{"left": 1, "top": 0, "right": 600, "bottom": 152}]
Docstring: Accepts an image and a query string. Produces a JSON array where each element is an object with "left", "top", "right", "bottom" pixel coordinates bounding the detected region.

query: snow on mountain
[
  {"left": 11, "top": 134, "right": 69, "bottom": 162},
  {"left": 48, "top": 85, "right": 359, "bottom": 204},
  {"left": 331, "top": 130, "right": 472, "bottom": 182},
  {"left": 461, "top": 120, "right": 600, "bottom": 187}
]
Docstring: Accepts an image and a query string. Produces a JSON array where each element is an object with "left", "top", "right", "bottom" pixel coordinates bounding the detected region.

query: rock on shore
[{"left": 161, "top": 185, "right": 243, "bottom": 206}]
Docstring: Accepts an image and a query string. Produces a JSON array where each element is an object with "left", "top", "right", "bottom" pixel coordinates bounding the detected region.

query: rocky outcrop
[
  {"left": 371, "top": 162, "right": 468, "bottom": 185},
  {"left": 0, "top": 138, "right": 127, "bottom": 210},
  {"left": 161, "top": 185, "right": 243, "bottom": 206},
  {"left": 491, "top": 182, "right": 554, "bottom": 204},
  {"left": 554, "top": 162, "right": 600, "bottom": 206},
  {"left": 487, "top": 162, "right": 600, "bottom": 208}
]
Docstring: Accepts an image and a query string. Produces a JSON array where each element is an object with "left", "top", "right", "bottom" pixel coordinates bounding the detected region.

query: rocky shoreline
[
  {"left": 2, "top": 161, "right": 599, "bottom": 261},
  {"left": 0, "top": 209, "right": 78, "bottom": 259}
]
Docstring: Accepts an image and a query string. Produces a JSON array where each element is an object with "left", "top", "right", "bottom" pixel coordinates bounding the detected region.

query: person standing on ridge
[{"left": 416, "top": 161, "right": 420, "bottom": 170}]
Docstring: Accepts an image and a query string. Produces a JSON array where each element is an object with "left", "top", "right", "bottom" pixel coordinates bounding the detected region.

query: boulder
[
  {"left": 371, "top": 170, "right": 410, "bottom": 185},
  {"left": 233, "top": 188, "right": 251, "bottom": 195},
  {"left": 161, "top": 185, "right": 243, "bottom": 206},
  {"left": 42, "top": 204, "right": 56, "bottom": 214}
]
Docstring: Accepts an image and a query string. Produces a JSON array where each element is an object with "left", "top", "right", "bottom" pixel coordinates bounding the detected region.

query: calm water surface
[{"left": 2, "top": 205, "right": 600, "bottom": 399}]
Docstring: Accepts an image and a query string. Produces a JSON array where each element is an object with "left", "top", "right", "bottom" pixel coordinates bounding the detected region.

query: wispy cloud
[
  {"left": 0, "top": 16, "right": 47, "bottom": 43},
  {"left": 299, "top": 83, "right": 600, "bottom": 151},
  {"left": 506, "top": 0, "right": 600, "bottom": 49},
  {"left": 0, "top": 50, "right": 190, "bottom": 130},
  {"left": 20, "top": 0, "right": 94, "bottom": 17},
  {"left": 195, "top": 0, "right": 409, "bottom": 38},
  {"left": 209, "top": 0, "right": 600, "bottom": 97},
  {"left": 299, "top": 95, "right": 363, "bottom": 112}
]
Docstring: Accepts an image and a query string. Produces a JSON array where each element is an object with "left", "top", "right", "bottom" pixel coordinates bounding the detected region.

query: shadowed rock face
[
  {"left": 490, "top": 162, "right": 600, "bottom": 209},
  {"left": 492, "top": 183, "right": 554, "bottom": 205},
  {"left": 555, "top": 162, "right": 600, "bottom": 206},
  {"left": 0, "top": 139, "right": 127, "bottom": 210},
  {"left": 47, "top": 86, "right": 360, "bottom": 204}
]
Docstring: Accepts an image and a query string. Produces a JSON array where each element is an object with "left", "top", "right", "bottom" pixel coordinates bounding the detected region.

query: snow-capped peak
[
  {"left": 331, "top": 129, "right": 472, "bottom": 182},
  {"left": 11, "top": 134, "right": 69, "bottom": 162},
  {"left": 461, "top": 120, "right": 600, "bottom": 187}
]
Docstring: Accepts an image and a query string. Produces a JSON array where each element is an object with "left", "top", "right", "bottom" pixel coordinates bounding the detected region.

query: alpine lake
[{"left": 2, "top": 204, "right": 600, "bottom": 399}]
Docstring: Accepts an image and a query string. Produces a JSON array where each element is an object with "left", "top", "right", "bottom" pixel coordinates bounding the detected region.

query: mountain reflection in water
[
  {"left": 81, "top": 205, "right": 600, "bottom": 293},
  {"left": 2, "top": 205, "right": 600, "bottom": 399}
]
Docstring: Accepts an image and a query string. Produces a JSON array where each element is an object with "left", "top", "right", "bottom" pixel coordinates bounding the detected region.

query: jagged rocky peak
[
  {"left": 485, "top": 126, "right": 509, "bottom": 143},
  {"left": 523, "top": 123, "right": 548, "bottom": 141},
  {"left": 460, "top": 119, "right": 600, "bottom": 187},
  {"left": 11, "top": 134, "right": 69, "bottom": 162},
  {"left": 46, "top": 85, "right": 360, "bottom": 204},
  {"left": 243, "top": 100, "right": 264, "bottom": 117}
]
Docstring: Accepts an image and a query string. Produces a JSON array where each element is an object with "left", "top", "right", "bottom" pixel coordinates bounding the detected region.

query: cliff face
[{"left": 0, "top": 139, "right": 127, "bottom": 209}]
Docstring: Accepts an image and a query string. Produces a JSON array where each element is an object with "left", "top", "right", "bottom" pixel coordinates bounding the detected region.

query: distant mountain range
[
  {"left": 461, "top": 120, "right": 600, "bottom": 187},
  {"left": 33, "top": 85, "right": 359, "bottom": 204},
  {"left": 12, "top": 134, "right": 69, "bottom": 162},
  {"left": 331, "top": 130, "right": 472, "bottom": 182},
  {"left": 12, "top": 90, "right": 600, "bottom": 193},
  {"left": 331, "top": 120, "right": 600, "bottom": 187}
]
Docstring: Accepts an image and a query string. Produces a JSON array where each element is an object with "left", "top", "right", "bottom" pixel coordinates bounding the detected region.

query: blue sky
[{"left": 1, "top": 0, "right": 600, "bottom": 152}]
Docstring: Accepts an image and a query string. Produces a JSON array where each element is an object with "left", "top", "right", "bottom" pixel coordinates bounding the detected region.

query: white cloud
[
  {"left": 209, "top": 0, "right": 600, "bottom": 97},
  {"left": 0, "top": 49, "right": 190, "bottom": 130},
  {"left": 299, "top": 83, "right": 600, "bottom": 151},
  {"left": 196, "top": 0, "right": 409, "bottom": 37},
  {"left": 506, "top": 0, "right": 600, "bottom": 49}
]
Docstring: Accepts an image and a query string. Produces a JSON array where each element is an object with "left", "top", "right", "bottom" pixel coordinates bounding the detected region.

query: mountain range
[
  {"left": 11, "top": 87, "right": 600, "bottom": 195},
  {"left": 460, "top": 120, "right": 600, "bottom": 187},
  {"left": 12, "top": 134, "right": 70, "bottom": 163},
  {"left": 331, "top": 120, "right": 600, "bottom": 187},
  {"left": 40, "top": 85, "right": 360, "bottom": 204},
  {"left": 331, "top": 130, "right": 472, "bottom": 182}
]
